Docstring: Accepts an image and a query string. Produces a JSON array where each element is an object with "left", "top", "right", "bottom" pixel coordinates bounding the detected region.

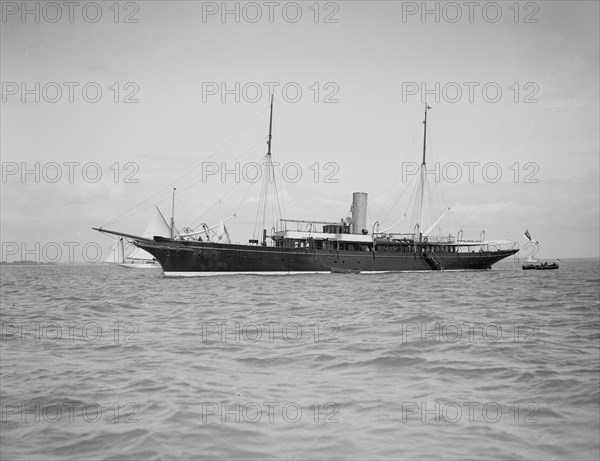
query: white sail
[
  {"left": 127, "top": 247, "right": 156, "bottom": 261},
  {"left": 215, "top": 219, "right": 231, "bottom": 244},
  {"left": 142, "top": 206, "right": 172, "bottom": 238},
  {"left": 104, "top": 238, "right": 125, "bottom": 263},
  {"left": 127, "top": 207, "right": 172, "bottom": 261}
]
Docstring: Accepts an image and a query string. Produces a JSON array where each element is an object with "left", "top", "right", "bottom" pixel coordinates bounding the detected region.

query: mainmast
[
  {"left": 418, "top": 103, "right": 431, "bottom": 241},
  {"left": 170, "top": 187, "right": 176, "bottom": 238}
]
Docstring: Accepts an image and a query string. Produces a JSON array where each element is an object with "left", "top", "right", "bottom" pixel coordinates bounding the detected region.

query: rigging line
[
  {"left": 178, "top": 136, "right": 267, "bottom": 200},
  {"left": 253, "top": 155, "right": 269, "bottom": 239},
  {"left": 412, "top": 174, "right": 423, "bottom": 231},
  {"left": 146, "top": 136, "right": 270, "bottom": 231},
  {"left": 271, "top": 164, "right": 284, "bottom": 225},
  {"left": 233, "top": 176, "right": 258, "bottom": 215},
  {"left": 426, "top": 119, "right": 447, "bottom": 214},
  {"left": 254, "top": 183, "right": 265, "bottom": 239},
  {"left": 375, "top": 120, "right": 422, "bottom": 222},
  {"left": 230, "top": 135, "right": 270, "bottom": 162},
  {"left": 428, "top": 165, "right": 458, "bottom": 231},
  {"left": 188, "top": 178, "right": 246, "bottom": 228},
  {"left": 188, "top": 147, "right": 267, "bottom": 228},
  {"left": 271, "top": 165, "right": 278, "bottom": 228},
  {"left": 274, "top": 170, "right": 286, "bottom": 222},
  {"left": 270, "top": 116, "right": 286, "bottom": 222},
  {"left": 448, "top": 202, "right": 463, "bottom": 232},
  {"left": 102, "top": 196, "right": 170, "bottom": 229},
  {"left": 235, "top": 213, "right": 255, "bottom": 244},
  {"left": 186, "top": 182, "right": 240, "bottom": 228},
  {"left": 426, "top": 180, "right": 436, "bottom": 234},
  {"left": 379, "top": 170, "right": 419, "bottom": 225},
  {"left": 260, "top": 161, "right": 271, "bottom": 235},
  {"left": 403, "top": 175, "right": 420, "bottom": 231},
  {"left": 184, "top": 140, "right": 274, "bottom": 227},
  {"left": 277, "top": 158, "right": 286, "bottom": 221},
  {"left": 272, "top": 187, "right": 277, "bottom": 231},
  {"left": 101, "top": 104, "right": 270, "bottom": 229},
  {"left": 103, "top": 194, "right": 174, "bottom": 230},
  {"left": 267, "top": 120, "right": 280, "bottom": 227},
  {"left": 176, "top": 182, "right": 242, "bottom": 228},
  {"left": 425, "top": 120, "right": 455, "bottom": 235}
]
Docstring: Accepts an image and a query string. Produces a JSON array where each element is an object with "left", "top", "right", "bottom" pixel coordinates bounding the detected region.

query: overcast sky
[{"left": 1, "top": 0, "right": 598, "bottom": 262}]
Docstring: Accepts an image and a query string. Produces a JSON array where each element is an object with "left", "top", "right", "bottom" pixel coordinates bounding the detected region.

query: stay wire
[{"left": 101, "top": 104, "right": 270, "bottom": 229}]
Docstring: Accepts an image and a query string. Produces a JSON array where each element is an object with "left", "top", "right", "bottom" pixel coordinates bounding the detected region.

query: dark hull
[{"left": 135, "top": 239, "right": 518, "bottom": 275}]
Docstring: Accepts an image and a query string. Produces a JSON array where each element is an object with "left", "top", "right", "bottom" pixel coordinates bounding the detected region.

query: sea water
[{"left": 1, "top": 259, "right": 599, "bottom": 460}]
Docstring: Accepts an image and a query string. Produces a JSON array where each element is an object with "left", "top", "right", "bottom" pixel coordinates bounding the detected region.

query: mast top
[{"left": 423, "top": 103, "right": 432, "bottom": 125}]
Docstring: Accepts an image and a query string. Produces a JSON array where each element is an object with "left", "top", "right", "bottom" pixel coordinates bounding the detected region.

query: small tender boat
[{"left": 522, "top": 262, "right": 559, "bottom": 270}]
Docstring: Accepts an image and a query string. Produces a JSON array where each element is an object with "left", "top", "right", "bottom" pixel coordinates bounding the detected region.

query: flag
[{"left": 523, "top": 229, "right": 538, "bottom": 244}]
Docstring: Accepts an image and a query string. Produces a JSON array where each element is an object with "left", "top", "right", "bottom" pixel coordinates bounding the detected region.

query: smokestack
[{"left": 351, "top": 192, "right": 368, "bottom": 234}]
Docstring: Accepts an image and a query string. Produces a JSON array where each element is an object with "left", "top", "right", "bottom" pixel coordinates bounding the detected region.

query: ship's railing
[
  {"left": 479, "top": 240, "right": 519, "bottom": 252},
  {"left": 373, "top": 233, "right": 417, "bottom": 241},
  {"left": 455, "top": 240, "right": 519, "bottom": 252},
  {"left": 373, "top": 233, "right": 457, "bottom": 244},
  {"left": 422, "top": 235, "right": 457, "bottom": 243},
  {"left": 280, "top": 219, "right": 340, "bottom": 232}
]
